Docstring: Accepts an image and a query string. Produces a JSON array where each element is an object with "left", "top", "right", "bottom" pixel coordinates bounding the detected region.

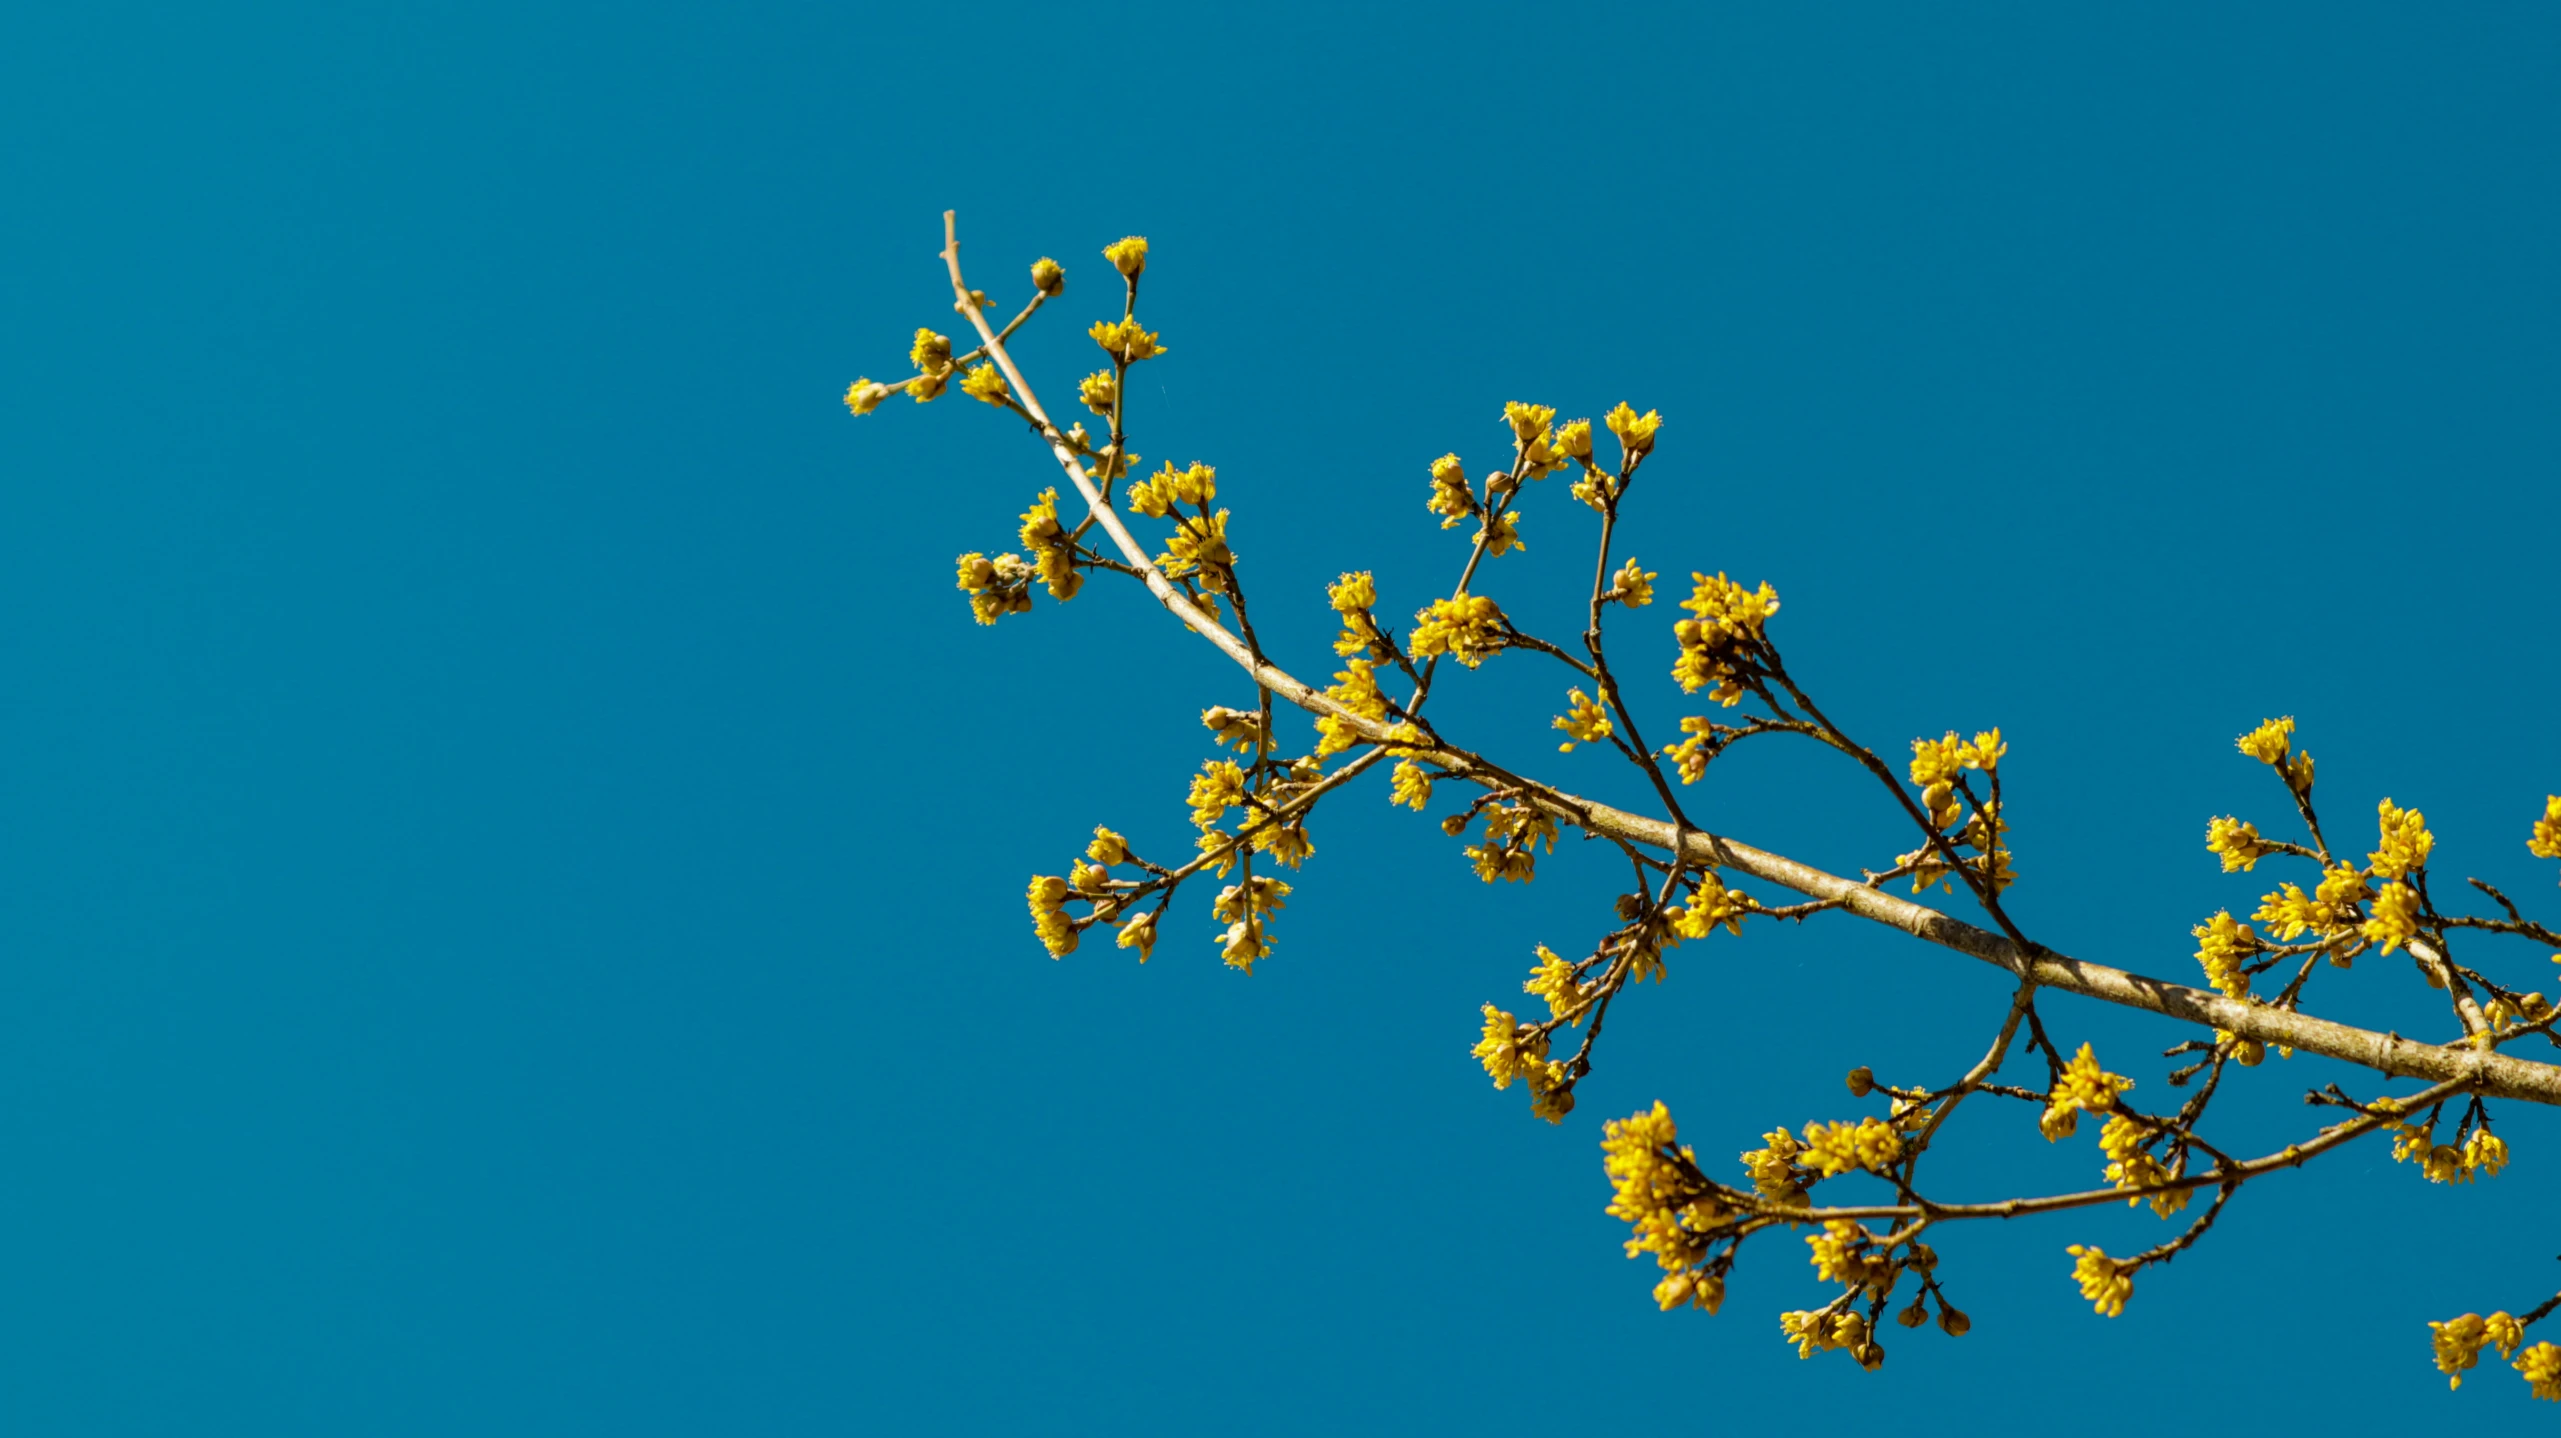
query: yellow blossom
[
  {"left": 1027, "top": 874, "right": 1077, "bottom": 958},
  {"left": 2068, "top": 1246, "right": 2132, "bottom": 1317},
  {"left": 2433, "top": 1313, "right": 2494, "bottom": 1389},
  {"left": 1219, "top": 917, "right": 1270, "bottom": 972},
  {"left": 2528, "top": 795, "right": 2561, "bottom": 860},
  {"left": 1188, "top": 759, "right": 1248, "bottom": 831},
  {"left": 1798, "top": 1117, "right": 1902, "bottom": 1178},
  {"left": 1672, "top": 573, "right": 1779, "bottom": 704},
  {"left": 2371, "top": 799, "right": 2435, "bottom": 878},
  {"left": 1610, "top": 558, "right": 1657, "bottom": 607},
  {"left": 2516, "top": 1341, "right": 2561, "bottom": 1400},
  {"left": 1472, "top": 1004, "right": 1547, "bottom": 1089},
  {"left": 1668, "top": 869, "right": 1746, "bottom": 940},
  {"left": 1807, "top": 1221, "right": 1873, "bottom": 1286},
  {"left": 959, "top": 364, "right": 1010, "bottom": 406},
  {"left": 2041, "top": 1043, "right": 2133, "bottom": 1140},
  {"left": 844, "top": 377, "right": 896, "bottom": 415},
  {"left": 1115, "top": 909, "right": 1157, "bottom": 962},
  {"left": 1426, "top": 453, "right": 1475, "bottom": 529},
  {"left": 1526, "top": 945, "right": 1589, "bottom": 1024},
  {"left": 1201, "top": 705, "right": 1272, "bottom": 754},
  {"left": 1554, "top": 688, "right": 1614, "bottom": 753},
  {"left": 1103, "top": 235, "right": 1148, "bottom": 279},
  {"left": 1479, "top": 510, "right": 1526, "bottom": 557},
  {"left": 2191, "top": 911, "right": 2259, "bottom": 998},
  {"left": 909, "top": 327, "right": 952, "bottom": 374},
  {"left": 1389, "top": 759, "right": 1433, "bottom": 812},
  {"left": 1503, "top": 400, "right": 1556, "bottom": 446},
  {"left": 1031, "top": 256, "right": 1065, "bottom": 295},
  {"left": 2205, "top": 816, "right": 2272, "bottom": 873},
  {"left": 1212, "top": 874, "right": 1292, "bottom": 923},
  {"left": 1554, "top": 417, "right": 1594, "bottom": 460},
  {"left": 1078, "top": 369, "right": 1118, "bottom": 416},
  {"left": 1604, "top": 401, "right": 1662, "bottom": 459},
  {"left": 1740, "top": 1128, "right": 1806, "bottom": 1202},
  {"left": 2099, "top": 1114, "right": 2189, "bottom": 1217},
  {"left": 2362, "top": 881, "right": 2421, "bottom": 955},
  {"left": 1089, "top": 317, "right": 1165, "bottom": 363},
  {"left": 2237, "top": 716, "right": 2295, "bottom": 766},
  {"left": 1328, "top": 571, "right": 1377, "bottom": 614},
  {"left": 1086, "top": 827, "right": 1130, "bottom": 866},
  {"left": 1158, "top": 510, "right": 1233, "bottom": 584},
  {"left": 906, "top": 369, "right": 947, "bottom": 403},
  {"left": 1314, "top": 658, "right": 1388, "bottom": 756},
  {"left": 1411, "top": 594, "right": 1507, "bottom": 668},
  {"left": 2463, "top": 1128, "right": 2508, "bottom": 1179},
  {"left": 1660, "top": 716, "right": 1719, "bottom": 785}
]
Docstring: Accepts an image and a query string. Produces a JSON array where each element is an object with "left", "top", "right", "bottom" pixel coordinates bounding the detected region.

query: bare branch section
[{"left": 857, "top": 215, "right": 2561, "bottom": 1395}]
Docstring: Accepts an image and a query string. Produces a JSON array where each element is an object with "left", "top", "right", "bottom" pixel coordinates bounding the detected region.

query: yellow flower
[
  {"left": 1410, "top": 594, "right": 1507, "bottom": 668},
  {"left": 1503, "top": 401, "right": 1557, "bottom": 445},
  {"left": 1090, "top": 317, "right": 1165, "bottom": 363},
  {"left": 1031, "top": 256, "right": 1066, "bottom": 295},
  {"left": 1328, "top": 571, "right": 1377, "bottom": 613},
  {"left": 1426, "top": 453, "right": 1475, "bottom": 529},
  {"left": 2099, "top": 1115, "right": 2188, "bottom": 1217},
  {"left": 1315, "top": 658, "right": 1388, "bottom": 756},
  {"left": 1660, "top": 716, "right": 1718, "bottom": 785},
  {"left": 1671, "top": 573, "right": 1778, "bottom": 704},
  {"left": 1201, "top": 705, "right": 1271, "bottom": 754},
  {"left": 1472, "top": 1004, "right": 1546, "bottom": 1089},
  {"left": 1798, "top": 1117, "right": 1902, "bottom": 1178},
  {"left": 1604, "top": 401, "right": 1662, "bottom": 459},
  {"left": 1027, "top": 874, "right": 1077, "bottom": 958},
  {"left": 2516, "top": 1341, "right": 2561, "bottom": 1401},
  {"left": 1114, "top": 909, "right": 1157, "bottom": 962},
  {"left": 1668, "top": 869, "right": 1746, "bottom": 940},
  {"left": 1479, "top": 510, "right": 1526, "bottom": 557},
  {"left": 1554, "top": 417, "right": 1594, "bottom": 460},
  {"left": 1807, "top": 1221, "right": 1873, "bottom": 1286},
  {"left": 2041, "top": 1043, "right": 2133, "bottom": 1140},
  {"left": 2068, "top": 1246, "right": 2132, "bottom": 1317},
  {"left": 2254, "top": 863, "right": 2370, "bottom": 944},
  {"left": 1086, "top": 827, "right": 1130, "bottom": 866},
  {"left": 1740, "top": 1127, "right": 1806, "bottom": 1201},
  {"left": 1219, "top": 917, "right": 1270, "bottom": 972},
  {"left": 909, "top": 327, "right": 953, "bottom": 374},
  {"left": 2432, "top": 1313, "right": 2494, "bottom": 1389},
  {"left": 1611, "top": 558, "right": 1656, "bottom": 607},
  {"left": 2205, "top": 816, "right": 2271, "bottom": 873},
  {"left": 906, "top": 370, "right": 948, "bottom": 403},
  {"left": 843, "top": 377, "right": 896, "bottom": 415},
  {"left": 2362, "top": 881, "right": 2421, "bottom": 955},
  {"left": 2370, "top": 799, "right": 2434, "bottom": 879},
  {"left": 2463, "top": 1128, "right": 2508, "bottom": 1179},
  {"left": 959, "top": 364, "right": 1010, "bottom": 406},
  {"left": 1103, "top": 235, "right": 1148, "bottom": 279},
  {"left": 1389, "top": 759, "right": 1433, "bottom": 811},
  {"left": 1553, "top": 688, "right": 1614, "bottom": 753},
  {"left": 1078, "top": 369, "right": 1118, "bottom": 417},
  {"left": 2191, "top": 911, "right": 2259, "bottom": 998},
  {"left": 2528, "top": 795, "right": 2561, "bottom": 860},
  {"left": 2236, "top": 716, "right": 2295, "bottom": 766},
  {"left": 1212, "top": 874, "right": 1293, "bottom": 923},
  {"left": 1188, "top": 759, "right": 1248, "bottom": 831},
  {"left": 1525, "top": 945, "right": 1588, "bottom": 1023},
  {"left": 1158, "top": 510, "right": 1233, "bottom": 583}
]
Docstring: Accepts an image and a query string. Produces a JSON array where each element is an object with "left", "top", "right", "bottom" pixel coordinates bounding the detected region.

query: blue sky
[{"left": 5, "top": 2, "right": 2559, "bottom": 1431}]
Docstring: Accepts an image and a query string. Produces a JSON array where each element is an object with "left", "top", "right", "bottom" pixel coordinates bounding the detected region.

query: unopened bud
[
  {"left": 1854, "top": 1341, "right": 1885, "bottom": 1371},
  {"left": 1937, "top": 1302, "right": 1971, "bottom": 1337},
  {"left": 1031, "top": 257, "right": 1065, "bottom": 295},
  {"left": 1846, "top": 1066, "right": 1875, "bottom": 1097},
  {"left": 1897, "top": 1299, "right": 1930, "bottom": 1329}
]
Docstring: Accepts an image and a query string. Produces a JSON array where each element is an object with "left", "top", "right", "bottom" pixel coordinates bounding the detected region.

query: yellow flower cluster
[
  {"left": 1779, "top": 1309, "right": 1879, "bottom": 1367},
  {"left": 2237, "top": 715, "right": 2315, "bottom": 790},
  {"left": 1189, "top": 759, "right": 1248, "bottom": 832},
  {"left": 1659, "top": 716, "right": 1720, "bottom": 785},
  {"left": 1479, "top": 509, "right": 1526, "bottom": 557},
  {"left": 1389, "top": 759, "right": 1433, "bottom": 811},
  {"left": 1115, "top": 909, "right": 1157, "bottom": 962},
  {"left": 2254, "top": 862, "right": 2371, "bottom": 947},
  {"left": 1525, "top": 945, "right": 1589, "bottom": 1024},
  {"left": 953, "top": 550, "right": 1036, "bottom": 625},
  {"left": 1089, "top": 317, "right": 1165, "bottom": 364},
  {"left": 2362, "top": 880, "right": 2421, "bottom": 955},
  {"left": 1027, "top": 874, "right": 1077, "bottom": 958},
  {"left": 2067, "top": 1245, "right": 2132, "bottom": 1317},
  {"left": 1077, "top": 369, "right": 1117, "bottom": 416},
  {"left": 1127, "top": 460, "right": 1216, "bottom": 519},
  {"left": 1473, "top": 1004, "right": 1572, "bottom": 1121},
  {"left": 2379, "top": 1108, "right": 2509, "bottom": 1185},
  {"left": 2519, "top": 1341, "right": 2561, "bottom": 1401},
  {"left": 1211, "top": 874, "right": 1291, "bottom": 924},
  {"left": 1425, "top": 454, "right": 1475, "bottom": 529},
  {"left": 1600, "top": 1102, "right": 1726, "bottom": 1306},
  {"left": 1502, "top": 401, "right": 1567, "bottom": 480},
  {"left": 1200, "top": 705, "right": 1271, "bottom": 755},
  {"left": 2205, "top": 816, "right": 2271, "bottom": 872},
  {"left": 907, "top": 326, "right": 954, "bottom": 404},
  {"left": 2430, "top": 1311, "right": 2526, "bottom": 1390},
  {"left": 1315, "top": 658, "right": 1388, "bottom": 756},
  {"left": 2099, "top": 1114, "right": 2188, "bottom": 1217},
  {"left": 1668, "top": 868, "right": 1748, "bottom": 940},
  {"left": 1322, "top": 570, "right": 1392, "bottom": 661},
  {"left": 1553, "top": 688, "right": 1614, "bottom": 753},
  {"left": 1740, "top": 1128, "right": 1807, "bottom": 1202},
  {"left": 1807, "top": 1220, "right": 1877, "bottom": 1285},
  {"left": 2040, "top": 1043, "right": 2133, "bottom": 1140},
  {"left": 2370, "top": 799, "right": 2434, "bottom": 879},
  {"left": 959, "top": 364, "right": 1009, "bottom": 406},
  {"left": 2532, "top": 795, "right": 2561, "bottom": 859},
  {"left": 843, "top": 377, "right": 897, "bottom": 415},
  {"left": 1462, "top": 802, "right": 1558, "bottom": 883},
  {"left": 1797, "top": 1117, "right": 1903, "bottom": 1178},
  {"left": 1017, "top": 488, "right": 1082, "bottom": 600},
  {"left": 1609, "top": 558, "right": 1656, "bottom": 607},
  {"left": 1909, "top": 729, "right": 2005, "bottom": 830},
  {"left": 1030, "top": 256, "right": 1065, "bottom": 295},
  {"left": 1671, "top": 573, "right": 1780, "bottom": 704},
  {"left": 1410, "top": 594, "right": 1507, "bottom": 667},
  {"left": 2191, "top": 911, "right": 2260, "bottom": 998},
  {"left": 1605, "top": 401, "right": 1662, "bottom": 460},
  {"left": 1103, "top": 235, "right": 1148, "bottom": 279}
]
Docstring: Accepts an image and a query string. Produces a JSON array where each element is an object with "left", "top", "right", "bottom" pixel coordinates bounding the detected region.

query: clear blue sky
[{"left": 5, "top": 2, "right": 2558, "bottom": 1431}]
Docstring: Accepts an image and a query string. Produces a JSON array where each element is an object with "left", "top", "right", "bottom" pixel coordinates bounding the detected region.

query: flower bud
[
  {"left": 1854, "top": 1340, "right": 1885, "bottom": 1371},
  {"left": 1031, "top": 257, "right": 1065, "bottom": 295},
  {"left": 1897, "top": 1299, "right": 1930, "bottom": 1329},
  {"left": 1938, "top": 1302, "right": 1971, "bottom": 1337},
  {"left": 1846, "top": 1066, "right": 1875, "bottom": 1096}
]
